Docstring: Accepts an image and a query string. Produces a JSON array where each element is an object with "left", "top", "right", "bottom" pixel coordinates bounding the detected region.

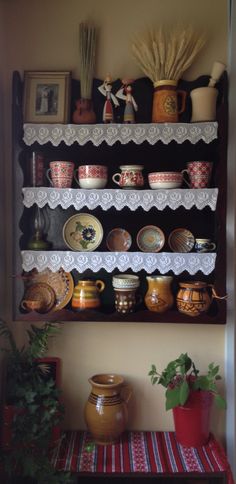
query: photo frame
[{"left": 23, "top": 71, "right": 71, "bottom": 123}]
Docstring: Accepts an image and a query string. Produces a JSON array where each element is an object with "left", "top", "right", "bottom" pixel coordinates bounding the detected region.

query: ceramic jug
[
  {"left": 84, "top": 373, "right": 132, "bottom": 444},
  {"left": 152, "top": 80, "right": 186, "bottom": 123},
  {"left": 176, "top": 281, "right": 226, "bottom": 317},
  {"left": 144, "top": 276, "right": 174, "bottom": 313},
  {"left": 71, "top": 279, "right": 105, "bottom": 311}
]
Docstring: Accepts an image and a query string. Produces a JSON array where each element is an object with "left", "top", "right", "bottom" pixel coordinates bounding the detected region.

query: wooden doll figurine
[
  {"left": 116, "top": 79, "right": 138, "bottom": 123},
  {"left": 98, "top": 75, "right": 119, "bottom": 123}
]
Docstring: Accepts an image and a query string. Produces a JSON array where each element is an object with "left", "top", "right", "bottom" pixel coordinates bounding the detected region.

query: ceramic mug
[
  {"left": 113, "top": 288, "right": 142, "bottom": 313},
  {"left": 21, "top": 299, "right": 43, "bottom": 312},
  {"left": 181, "top": 161, "right": 213, "bottom": 189},
  {"left": 74, "top": 165, "right": 108, "bottom": 189},
  {"left": 112, "top": 165, "right": 144, "bottom": 189},
  {"left": 195, "top": 238, "right": 216, "bottom": 253},
  {"left": 46, "top": 161, "right": 74, "bottom": 188}
]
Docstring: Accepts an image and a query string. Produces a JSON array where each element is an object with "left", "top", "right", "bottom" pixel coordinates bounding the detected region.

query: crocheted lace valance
[
  {"left": 21, "top": 251, "right": 216, "bottom": 275},
  {"left": 22, "top": 188, "right": 218, "bottom": 211},
  {"left": 23, "top": 122, "right": 218, "bottom": 146}
]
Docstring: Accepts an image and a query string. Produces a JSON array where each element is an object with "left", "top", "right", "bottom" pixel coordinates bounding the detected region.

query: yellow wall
[{"left": 1, "top": 0, "right": 228, "bottom": 439}]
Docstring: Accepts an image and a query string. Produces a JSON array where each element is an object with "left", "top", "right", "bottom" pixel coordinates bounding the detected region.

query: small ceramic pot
[
  {"left": 112, "top": 165, "right": 144, "bottom": 189},
  {"left": 74, "top": 165, "right": 108, "bottom": 189},
  {"left": 195, "top": 238, "right": 216, "bottom": 253},
  {"left": 181, "top": 161, "right": 213, "bottom": 189},
  {"left": 72, "top": 279, "right": 105, "bottom": 311},
  {"left": 46, "top": 161, "right": 74, "bottom": 188},
  {"left": 144, "top": 276, "right": 174, "bottom": 313},
  {"left": 176, "top": 281, "right": 225, "bottom": 317},
  {"left": 148, "top": 171, "right": 183, "bottom": 189},
  {"left": 113, "top": 288, "right": 142, "bottom": 313}
]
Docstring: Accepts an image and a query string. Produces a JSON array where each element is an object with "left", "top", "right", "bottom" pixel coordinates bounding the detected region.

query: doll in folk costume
[
  {"left": 98, "top": 75, "right": 119, "bottom": 123},
  {"left": 116, "top": 79, "right": 138, "bottom": 123}
]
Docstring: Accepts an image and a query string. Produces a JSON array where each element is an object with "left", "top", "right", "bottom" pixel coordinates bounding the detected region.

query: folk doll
[
  {"left": 98, "top": 75, "right": 119, "bottom": 123},
  {"left": 116, "top": 79, "right": 138, "bottom": 123}
]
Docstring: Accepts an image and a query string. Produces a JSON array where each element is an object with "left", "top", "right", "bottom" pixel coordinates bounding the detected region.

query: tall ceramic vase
[
  {"left": 84, "top": 373, "right": 132, "bottom": 445},
  {"left": 144, "top": 276, "right": 174, "bottom": 313}
]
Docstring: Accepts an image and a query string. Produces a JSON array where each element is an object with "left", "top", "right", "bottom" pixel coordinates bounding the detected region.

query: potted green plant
[
  {"left": 148, "top": 352, "right": 226, "bottom": 447},
  {"left": 0, "top": 320, "right": 74, "bottom": 484}
]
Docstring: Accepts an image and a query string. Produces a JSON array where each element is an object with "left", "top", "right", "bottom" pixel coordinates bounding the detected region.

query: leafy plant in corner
[
  {"left": 0, "top": 320, "right": 75, "bottom": 484},
  {"left": 148, "top": 352, "right": 226, "bottom": 410}
]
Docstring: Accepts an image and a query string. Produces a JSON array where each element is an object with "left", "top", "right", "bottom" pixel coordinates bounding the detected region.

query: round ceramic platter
[
  {"left": 106, "top": 228, "right": 132, "bottom": 251},
  {"left": 136, "top": 225, "right": 165, "bottom": 252},
  {"left": 23, "top": 282, "right": 56, "bottom": 313},
  {"left": 63, "top": 213, "right": 103, "bottom": 251},
  {"left": 168, "top": 228, "right": 195, "bottom": 253},
  {"left": 27, "top": 268, "right": 74, "bottom": 311}
]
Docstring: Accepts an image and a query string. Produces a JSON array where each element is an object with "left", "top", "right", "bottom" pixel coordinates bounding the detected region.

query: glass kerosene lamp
[{"left": 27, "top": 206, "right": 50, "bottom": 250}]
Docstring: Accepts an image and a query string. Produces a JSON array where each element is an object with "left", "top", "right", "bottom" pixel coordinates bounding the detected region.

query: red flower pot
[{"left": 172, "top": 390, "right": 214, "bottom": 447}]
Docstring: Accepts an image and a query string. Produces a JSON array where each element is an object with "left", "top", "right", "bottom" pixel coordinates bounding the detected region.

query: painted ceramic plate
[
  {"left": 168, "top": 228, "right": 195, "bottom": 253},
  {"left": 106, "top": 228, "right": 132, "bottom": 251},
  {"left": 136, "top": 225, "right": 165, "bottom": 252},
  {"left": 23, "top": 282, "right": 56, "bottom": 313},
  {"left": 63, "top": 213, "right": 103, "bottom": 251},
  {"left": 26, "top": 268, "right": 74, "bottom": 311}
]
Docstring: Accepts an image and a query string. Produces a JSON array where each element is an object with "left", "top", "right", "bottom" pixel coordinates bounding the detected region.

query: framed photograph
[{"left": 23, "top": 71, "right": 71, "bottom": 123}]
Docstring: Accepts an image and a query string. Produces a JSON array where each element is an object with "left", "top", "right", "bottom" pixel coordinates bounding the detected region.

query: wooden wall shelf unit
[{"left": 12, "top": 71, "right": 227, "bottom": 323}]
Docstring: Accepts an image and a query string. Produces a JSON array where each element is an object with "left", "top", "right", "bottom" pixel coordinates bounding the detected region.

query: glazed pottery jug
[
  {"left": 190, "top": 87, "right": 218, "bottom": 122},
  {"left": 71, "top": 279, "right": 105, "bottom": 311},
  {"left": 152, "top": 80, "right": 186, "bottom": 123},
  {"left": 144, "top": 276, "right": 174, "bottom": 313},
  {"left": 176, "top": 281, "right": 226, "bottom": 317},
  {"left": 84, "top": 373, "right": 132, "bottom": 444},
  {"left": 72, "top": 98, "right": 96, "bottom": 124}
]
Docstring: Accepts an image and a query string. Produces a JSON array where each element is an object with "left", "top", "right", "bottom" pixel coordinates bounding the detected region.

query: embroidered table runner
[{"left": 51, "top": 431, "right": 234, "bottom": 483}]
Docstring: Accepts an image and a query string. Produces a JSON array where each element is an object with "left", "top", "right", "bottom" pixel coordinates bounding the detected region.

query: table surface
[{"left": 51, "top": 431, "right": 234, "bottom": 483}]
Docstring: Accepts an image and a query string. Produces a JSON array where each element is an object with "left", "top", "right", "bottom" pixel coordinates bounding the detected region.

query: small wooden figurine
[
  {"left": 98, "top": 75, "right": 119, "bottom": 123},
  {"left": 116, "top": 79, "right": 138, "bottom": 123}
]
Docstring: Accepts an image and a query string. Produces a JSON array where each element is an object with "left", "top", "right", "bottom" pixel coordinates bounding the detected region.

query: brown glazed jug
[
  {"left": 144, "top": 276, "right": 174, "bottom": 313},
  {"left": 152, "top": 80, "right": 186, "bottom": 123},
  {"left": 72, "top": 98, "right": 96, "bottom": 124},
  {"left": 84, "top": 374, "right": 132, "bottom": 445},
  {"left": 71, "top": 279, "right": 105, "bottom": 311},
  {"left": 176, "top": 281, "right": 227, "bottom": 317}
]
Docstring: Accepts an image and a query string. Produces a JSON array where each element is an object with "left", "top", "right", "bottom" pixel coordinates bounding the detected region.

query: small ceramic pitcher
[
  {"left": 84, "top": 373, "right": 132, "bottom": 444},
  {"left": 176, "top": 281, "right": 227, "bottom": 317},
  {"left": 144, "top": 276, "right": 174, "bottom": 313},
  {"left": 152, "top": 80, "right": 186, "bottom": 123},
  {"left": 71, "top": 279, "right": 105, "bottom": 311},
  {"left": 112, "top": 165, "right": 144, "bottom": 189}
]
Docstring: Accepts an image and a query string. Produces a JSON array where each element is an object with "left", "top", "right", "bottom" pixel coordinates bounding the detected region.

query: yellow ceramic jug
[
  {"left": 71, "top": 279, "right": 105, "bottom": 311},
  {"left": 144, "top": 276, "right": 174, "bottom": 313}
]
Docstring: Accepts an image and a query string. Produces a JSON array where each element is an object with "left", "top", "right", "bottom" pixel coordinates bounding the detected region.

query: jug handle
[
  {"left": 181, "top": 169, "right": 191, "bottom": 188},
  {"left": 96, "top": 280, "right": 105, "bottom": 293},
  {"left": 177, "top": 90, "right": 187, "bottom": 114},
  {"left": 121, "top": 384, "right": 132, "bottom": 404},
  {"left": 209, "top": 285, "right": 227, "bottom": 300}
]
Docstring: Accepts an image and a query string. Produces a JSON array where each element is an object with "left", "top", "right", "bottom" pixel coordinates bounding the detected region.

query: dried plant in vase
[
  {"left": 132, "top": 26, "right": 206, "bottom": 122},
  {"left": 73, "top": 22, "right": 97, "bottom": 124}
]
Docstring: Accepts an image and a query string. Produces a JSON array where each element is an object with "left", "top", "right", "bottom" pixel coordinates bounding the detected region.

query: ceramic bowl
[
  {"left": 168, "top": 228, "right": 195, "bottom": 252},
  {"left": 112, "top": 274, "right": 140, "bottom": 289},
  {"left": 136, "top": 225, "right": 165, "bottom": 252},
  {"left": 75, "top": 165, "right": 108, "bottom": 189},
  {"left": 106, "top": 228, "right": 132, "bottom": 251},
  {"left": 148, "top": 172, "right": 183, "bottom": 189},
  {"left": 63, "top": 213, "right": 103, "bottom": 251}
]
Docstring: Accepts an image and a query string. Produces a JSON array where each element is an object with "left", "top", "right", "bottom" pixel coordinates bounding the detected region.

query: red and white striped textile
[{"left": 51, "top": 431, "right": 234, "bottom": 483}]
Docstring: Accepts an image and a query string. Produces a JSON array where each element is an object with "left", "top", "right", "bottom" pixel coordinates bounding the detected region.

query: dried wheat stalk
[
  {"left": 132, "top": 26, "right": 205, "bottom": 83},
  {"left": 79, "top": 22, "right": 97, "bottom": 99}
]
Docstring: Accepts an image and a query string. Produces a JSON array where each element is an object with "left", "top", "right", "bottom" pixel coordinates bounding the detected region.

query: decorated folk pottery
[
  {"left": 190, "top": 87, "right": 218, "bottom": 122},
  {"left": 152, "top": 80, "right": 186, "bottom": 123},
  {"left": 112, "top": 274, "right": 141, "bottom": 313},
  {"left": 72, "top": 98, "right": 96, "bottom": 124},
  {"left": 84, "top": 374, "right": 132, "bottom": 444},
  {"left": 195, "top": 238, "right": 216, "bottom": 253},
  {"left": 176, "top": 281, "right": 226, "bottom": 317},
  {"left": 46, "top": 161, "right": 74, "bottom": 188},
  {"left": 182, "top": 161, "right": 213, "bottom": 189},
  {"left": 112, "top": 165, "right": 144, "bottom": 189},
  {"left": 71, "top": 279, "right": 105, "bottom": 311},
  {"left": 74, "top": 164, "right": 108, "bottom": 189},
  {"left": 144, "top": 276, "right": 174, "bottom": 313}
]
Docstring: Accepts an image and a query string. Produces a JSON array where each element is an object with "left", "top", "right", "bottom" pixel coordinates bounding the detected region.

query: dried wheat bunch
[
  {"left": 79, "top": 22, "right": 97, "bottom": 99},
  {"left": 132, "top": 26, "right": 205, "bottom": 84}
]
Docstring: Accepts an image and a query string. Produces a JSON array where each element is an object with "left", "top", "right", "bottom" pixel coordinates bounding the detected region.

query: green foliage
[
  {"left": 0, "top": 320, "right": 75, "bottom": 483},
  {"left": 148, "top": 352, "right": 227, "bottom": 411}
]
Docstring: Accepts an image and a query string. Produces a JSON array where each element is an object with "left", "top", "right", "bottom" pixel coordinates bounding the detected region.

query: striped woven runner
[{"left": 51, "top": 431, "right": 234, "bottom": 483}]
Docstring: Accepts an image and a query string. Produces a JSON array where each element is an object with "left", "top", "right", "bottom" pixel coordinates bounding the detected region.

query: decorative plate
[
  {"left": 26, "top": 268, "right": 74, "bottom": 311},
  {"left": 106, "top": 228, "right": 132, "bottom": 251},
  {"left": 136, "top": 225, "right": 165, "bottom": 252},
  {"left": 63, "top": 213, "right": 103, "bottom": 251},
  {"left": 22, "top": 282, "right": 56, "bottom": 313},
  {"left": 168, "top": 228, "right": 195, "bottom": 253}
]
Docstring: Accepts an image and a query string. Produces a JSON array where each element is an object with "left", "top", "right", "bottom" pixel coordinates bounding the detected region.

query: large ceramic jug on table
[{"left": 84, "top": 373, "right": 132, "bottom": 445}]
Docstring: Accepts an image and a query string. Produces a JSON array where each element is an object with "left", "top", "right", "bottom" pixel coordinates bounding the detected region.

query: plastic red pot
[{"left": 172, "top": 390, "right": 214, "bottom": 447}]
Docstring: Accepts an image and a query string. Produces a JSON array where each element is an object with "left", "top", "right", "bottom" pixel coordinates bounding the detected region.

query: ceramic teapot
[{"left": 71, "top": 279, "right": 105, "bottom": 311}]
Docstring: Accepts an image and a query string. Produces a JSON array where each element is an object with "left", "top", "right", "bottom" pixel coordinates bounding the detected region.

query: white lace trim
[
  {"left": 21, "top": 251, "right": 216, "bottom": 275},
  {"left": 23, "top": 122, "right": 218, "bottom": 146},
  {"left": 22, "top": 187, "right": 218, "bottom": 211}
]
